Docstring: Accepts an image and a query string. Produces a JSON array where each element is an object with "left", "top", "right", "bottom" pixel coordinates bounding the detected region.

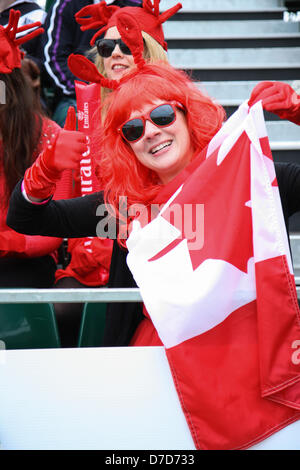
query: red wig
[{"left": 96, "top": 62, "right": 225, "bottom": 243}]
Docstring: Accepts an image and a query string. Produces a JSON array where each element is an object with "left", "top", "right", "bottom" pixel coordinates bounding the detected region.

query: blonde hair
[{"left": 89, "top": 31, "right": 168, "bottom": 103}]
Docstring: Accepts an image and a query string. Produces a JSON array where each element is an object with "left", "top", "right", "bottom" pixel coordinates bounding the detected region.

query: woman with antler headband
[
  {"left": 75, "top": 0, "right": 178, "bottom": 102},
  {"left": 0, "top": 10, "right": 85, "bottom": 289}
]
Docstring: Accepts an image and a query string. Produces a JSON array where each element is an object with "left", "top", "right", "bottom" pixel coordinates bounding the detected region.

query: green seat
[
  {"left": 78, "top": 303, "right": 106, "bottom": 347},
  {"left": 0, "top": 303, "right": 61, "bottom": 350}
]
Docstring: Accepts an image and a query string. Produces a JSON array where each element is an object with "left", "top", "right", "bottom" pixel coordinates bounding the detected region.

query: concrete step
[
  {"left": 195, "top": 82, "right": 300, "bottom": 148},
  {"left": 164, "top": 20, "right": 300, "bottom": 39},
  {"left": 166, "top": 37, "right": 300, "bottom": 51},
  {"left": 267, "top": 121, "right": 300, "bottom": 141},
  {"left": 168, "top": 47, "right": 300, "bottom": 70},
  {"left": 161, "top": 0, "right": 285, "bottom": 13}
]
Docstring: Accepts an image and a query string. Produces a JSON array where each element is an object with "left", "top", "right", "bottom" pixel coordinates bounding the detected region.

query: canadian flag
[{"left": 126, "top": 101, "right": 300, "bottom": 450}]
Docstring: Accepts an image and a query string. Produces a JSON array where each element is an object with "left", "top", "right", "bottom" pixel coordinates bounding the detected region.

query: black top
[
  {"left": 7, "top": 181, "right": 143, "bottom": 346},
  {"left": 7, "top": 161, "right": 300, "bottom": 345}
]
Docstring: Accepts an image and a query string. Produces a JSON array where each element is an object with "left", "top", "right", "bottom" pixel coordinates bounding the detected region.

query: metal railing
[
  {"left": 0, "top": 288, "right": 142, "bottom": 304},
  {"left": 270, "top": 141, "right": 300, "bottom": 150}
]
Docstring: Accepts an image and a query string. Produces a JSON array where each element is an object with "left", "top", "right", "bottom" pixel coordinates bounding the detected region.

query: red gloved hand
[
  {"left": 248, "top": 81, "right": 300, "bottom": 125},
  {"left": 0, "top": 230, "right": 26, "bottom": 257},
  {"left": 24, "top": 107, "right": 87, "bottom": 200}
]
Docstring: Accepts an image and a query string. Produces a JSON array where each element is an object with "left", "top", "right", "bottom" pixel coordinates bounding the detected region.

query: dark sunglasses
[
  {"left": 95, "top": 38, "right": 132, "bottom": 58},
  {"left": 118, "top": 102, "right": 185, "bottom": 143}
]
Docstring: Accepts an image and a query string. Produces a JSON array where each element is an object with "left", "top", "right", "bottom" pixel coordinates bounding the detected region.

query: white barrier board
[{"left": 0, "top": 347, "right": 299, "bottom": 450}]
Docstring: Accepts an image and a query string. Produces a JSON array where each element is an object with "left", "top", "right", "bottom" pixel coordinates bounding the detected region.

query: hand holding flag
[{"left": 249, "top": 81, "right": 300, "bottom": 125}]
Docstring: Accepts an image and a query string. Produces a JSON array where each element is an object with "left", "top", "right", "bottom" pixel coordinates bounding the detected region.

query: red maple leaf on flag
[{"left": 149, "top": 132, "right": 253, "bottom": 273}]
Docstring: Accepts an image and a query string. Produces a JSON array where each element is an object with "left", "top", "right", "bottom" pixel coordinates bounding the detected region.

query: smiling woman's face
[
  {"left": 103, "top": 26, "right": 136, "bottom": 81},
  {"left": 127, "top": 100, "right": 194, "bottom": 184}
]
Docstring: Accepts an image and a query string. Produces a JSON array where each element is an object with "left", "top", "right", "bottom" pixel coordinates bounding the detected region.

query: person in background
[
  {"left": 0, "top": 9, "right": 82, "bottom": 288},
  {"left": 81, "top": 0, "right": 169, "bottom": 102},
  {"left": 41, "top": 0, "right": 142, "bottom": 126}
]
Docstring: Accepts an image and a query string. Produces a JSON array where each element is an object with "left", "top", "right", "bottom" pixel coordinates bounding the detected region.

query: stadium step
[
  {"left": 162, "top": 0, "right": 286, "bottom": 13},
  {"left": 164, "top": 20, "right": 300, "bottom": 38},
  {"left": 197, "top": 80, "right": 294, "bottom": 103},
  {"left": 167, "top": 47, "right": 300, "bottom": 79}
]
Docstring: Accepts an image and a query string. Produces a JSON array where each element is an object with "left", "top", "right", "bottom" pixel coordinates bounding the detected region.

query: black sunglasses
[
  {"left": 118, "top": 102, "right": 185, "bottom": 143},
  {"left": 95, "top": 38, "right": 132, "bottom": 58}
]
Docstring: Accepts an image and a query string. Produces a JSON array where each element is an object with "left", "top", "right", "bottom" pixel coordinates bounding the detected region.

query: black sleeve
[
  {"left": 7, "top": 180, "right": 105, "bottom": 238},
  {"left": 275, "top": 162, "right": 300, "bottom": 218}
]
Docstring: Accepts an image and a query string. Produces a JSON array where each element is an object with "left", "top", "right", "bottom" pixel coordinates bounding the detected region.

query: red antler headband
[
  {"left": 68, "top": 11, "right": 145, "bottom": 89},
  {"left": 75, "top": 0, "right": 182, "bottom": 50},
  {"left": 0, "top": 9, "right": 44, "bottom": 74}
]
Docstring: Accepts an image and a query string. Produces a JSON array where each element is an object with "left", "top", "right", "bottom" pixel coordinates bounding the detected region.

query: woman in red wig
[
  {"left": 7, "top": 61, "right": 300, "bottom": 338},
  {"left": 6, "top": 10, "right": 300, "bottom": 345},
  {"left": 7, "top": 58, "right": 224, "bottom": 341}
]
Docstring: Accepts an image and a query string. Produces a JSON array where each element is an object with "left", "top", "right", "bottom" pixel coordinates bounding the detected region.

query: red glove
[
  {"left": 24, "top": 107, "right": 87, "bottom": 200},
  {"left": 0, "top": 230, "right": 26, "bottom": 257},
  {"left": 248, "top": 81, "right": 300, "bottom": 125}
]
